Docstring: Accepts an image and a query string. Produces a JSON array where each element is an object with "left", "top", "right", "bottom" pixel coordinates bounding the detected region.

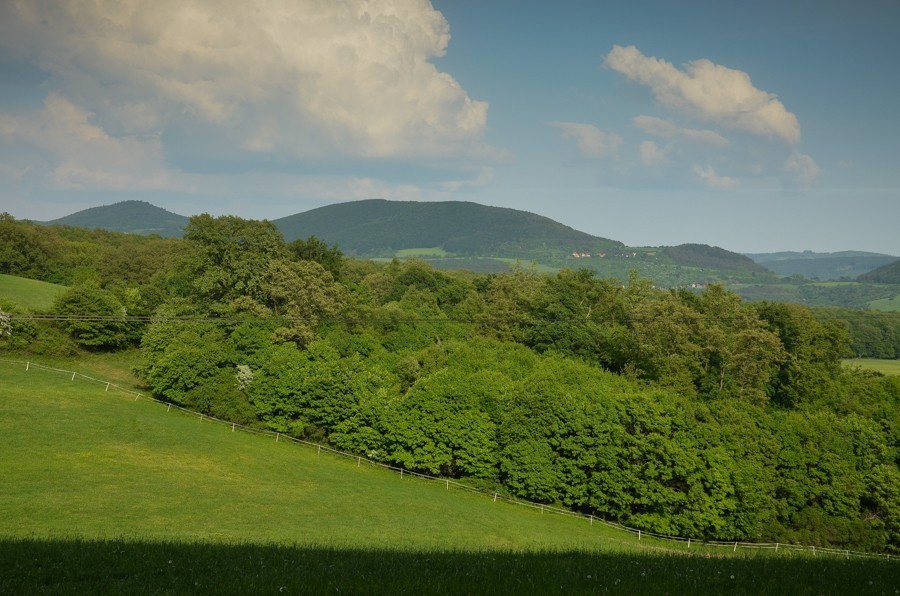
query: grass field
[
  {"left": 1, "top": 359, "right": 896, "bottom": 593},
  {"left": 843, "top": 358, "right": 900, "bottom": 376},
  {"left": 0, "top": 273, "right": 67, "bottom": 311},
  {"left": 395, "top": 247, "right": 450, "bottom": 258},
  {"left": 869, "top": 294, "right": 900, "bottom": 311}
]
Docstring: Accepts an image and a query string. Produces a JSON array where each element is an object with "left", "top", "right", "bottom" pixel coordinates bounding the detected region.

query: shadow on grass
[{"left": 1, "top": 538, "right": 895, "bottom": 595}]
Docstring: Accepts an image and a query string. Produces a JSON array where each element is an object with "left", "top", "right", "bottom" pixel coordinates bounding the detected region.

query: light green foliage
[
  {"left": 263, "top": 259, "right": 347, "bottom": 346},
  {"left": 383, "top": 368, "right": 498, "bottom": 478},
  {"left": 177, "top": 214, "right": 287, "bottom": 305}
]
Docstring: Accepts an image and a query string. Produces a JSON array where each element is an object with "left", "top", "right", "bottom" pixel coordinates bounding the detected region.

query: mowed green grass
[
  {"left": 0, "top": 273, "right": 67, "bottom": 311},
  {"left": 869, "top": 294, "right": 900, "bottom": 311},
  {"left": 844, "top": 358, "right": 900, "bottom": 376},
  {"left": 2, "top": 360, "right": 897, "bottom": 593}
]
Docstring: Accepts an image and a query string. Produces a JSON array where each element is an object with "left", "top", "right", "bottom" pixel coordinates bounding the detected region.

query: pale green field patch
[{"left": 0, "top": 274, "right": 67, "bottom": 311}]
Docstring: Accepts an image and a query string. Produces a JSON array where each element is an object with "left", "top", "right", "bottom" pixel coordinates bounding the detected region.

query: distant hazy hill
[
  {"left": 745, "top": 251, "right": 897, "bottom": 280},
  {"left": 857, "top": 259, "right": 900, "bottom": 284},
  {"left": 273, "top": 199, "right": 624, "bottom": 257},
  {"left": 44, "top": 200, "right": 188, "bottom": 238},
  {"left": 663, "top": 244, "right": 767, "bottom": 272}
]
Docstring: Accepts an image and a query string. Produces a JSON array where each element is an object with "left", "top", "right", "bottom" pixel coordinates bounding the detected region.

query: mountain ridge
[{"left": 32, "top": 199, "right": 782, "bottom": 277}]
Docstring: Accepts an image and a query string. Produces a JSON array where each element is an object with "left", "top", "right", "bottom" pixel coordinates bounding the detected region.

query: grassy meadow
[
  {"left": 869, "top": 294, "right": 900, "bottom": 311},
  {"left": 0, "top": 273, "right": 67, "bottom": 311},
  {"left": 1, "top": 358, "right": 896, "bottom": 593},
  {"left": 844, "top": 358, "right": 900, "bottom": 376}
]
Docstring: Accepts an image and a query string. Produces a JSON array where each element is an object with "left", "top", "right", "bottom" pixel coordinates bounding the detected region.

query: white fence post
[
  {"left": 638, "top": 530, "right": 641, "bottom": 540},
  {"left": 71, "top": 372, "right": 76, "bottom": 381}
]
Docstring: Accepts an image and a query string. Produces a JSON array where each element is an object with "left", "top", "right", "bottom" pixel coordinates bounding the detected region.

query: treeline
[{"left": 1, "top": 213, "right": 898, "bottom": 552}]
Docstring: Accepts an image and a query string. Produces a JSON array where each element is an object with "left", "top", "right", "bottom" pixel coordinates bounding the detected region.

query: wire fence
[{"left": 2, "top": 357, "right": 897, "bottom": 562}]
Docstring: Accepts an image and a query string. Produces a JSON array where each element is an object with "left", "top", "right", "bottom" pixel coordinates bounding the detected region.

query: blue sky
[{"left": 1, "top": 0, "right": 898, "bottom": 254}]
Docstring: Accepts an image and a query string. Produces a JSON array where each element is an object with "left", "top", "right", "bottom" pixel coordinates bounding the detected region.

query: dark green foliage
[
  {"left": 663, "top": 244, "right": 767, "bottom": 272},
  {"left": 814, "top": 307, "right": 900, "bottom": 358},
  {"left": 288, "top": 235, "right": 344, "bottom": 278},
  {"left": 52, "top": 285, "right": 131, "bottom": 350},
  {"left": 0, "top": 214, "right": 55, "bottom": 278},
  {"left": 272, "top": 198, "right": 623, "bottom": 257},
  {"left": 42, "top": 200, "right": 189, "bottom": 237},
  {"left": 858, "top": 258, "right": 900, "bottom": 283}
]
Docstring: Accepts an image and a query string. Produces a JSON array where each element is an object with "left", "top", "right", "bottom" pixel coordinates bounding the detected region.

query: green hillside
[
  {"left": 0, "top": 360, "right": 637, "bottom": 550},
  {"left": 2, "top": 360, "right": 896, "bottom": 594},
  {"left": 744, "top": 251, "right": 896, "bottom": 280},
  {"left": 44, "top": 200, "right": 188, "bottom": 238},
  {"left": 273, "top": 199, "right": 624, "bottom": 257},
  {"left": 663, "top": 244, "right": 767, "bottom": 272},
  {"left": 0, "top": 274, "right": 67, "bottom": 311},
  {"left": 859, "top": 258, "right": 900, "bottom": 284}
]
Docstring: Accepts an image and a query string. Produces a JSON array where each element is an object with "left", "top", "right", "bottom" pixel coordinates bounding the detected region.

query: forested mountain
[
  {"left": 42, "top": 200, "right": 188, "bottom": 238},
  {"left": 858, "top": 259, "right": 900, "bottom": 284},
  {"left": 272, "top": 199, "right": 624, "bottom": 257},
  {"left": 745, "top": 251, "right": 897, "bottom": 280}
]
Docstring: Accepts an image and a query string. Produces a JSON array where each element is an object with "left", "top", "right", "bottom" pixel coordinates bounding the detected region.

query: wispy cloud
[
  {"left": 606, "top": 45, "right": 800, "bottom": 144},
  {"left": 692, "top": 164, "right": 740, "bottom": 189},
  {"left": 0, "top": 94, "right": 173, "bottom": 191},
  {"left": 632, "top": 115, "right": 729, "bottom": 147},
  {"left": 639, "top": 141, "right": 669, "bottom": 166},
  {"left": 784, "top": 151, "right": 820, "bottom": 189},
  {"left": 550, "top": 122, "right": 622, "bottom": 159}
]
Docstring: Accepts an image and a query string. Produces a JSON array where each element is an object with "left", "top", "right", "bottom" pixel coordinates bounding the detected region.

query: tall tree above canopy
[{"left": 177, "top": 214, "right": 287, "bottom": 305}]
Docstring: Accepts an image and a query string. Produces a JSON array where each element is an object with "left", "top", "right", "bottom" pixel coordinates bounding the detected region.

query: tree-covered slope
[
  {"left": 43, "top": 200, "right": 189, "bottom": 238},
  {"left": 273, "top": 199, "right": 624, "bottom": 257},
  {"left": 858, "top": 258, "right": 900, "bottom": 284},
  {"left": 745, "top": 251, "right": 897, "bottom": 280},
  {"left": 663, "top": 244, "right": 767, "bottom": 272}
]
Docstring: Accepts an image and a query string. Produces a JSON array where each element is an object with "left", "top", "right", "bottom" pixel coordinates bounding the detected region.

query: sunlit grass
[
  {"left": 869, "top": 294, "right": 900, "bottom": 311},
  {"left": 0, "top": 274, "right": 67, "bottom": 311},
  {"left": 843, "top": 358, "right": 900, "bottom": 376},
  {"left": 395, "top": 247, "right": 450, "bottom": 258}
]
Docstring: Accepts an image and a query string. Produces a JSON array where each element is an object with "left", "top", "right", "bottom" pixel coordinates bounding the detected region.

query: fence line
[{"left": 2, "top": 357, "right": 896, "bottom": 562}]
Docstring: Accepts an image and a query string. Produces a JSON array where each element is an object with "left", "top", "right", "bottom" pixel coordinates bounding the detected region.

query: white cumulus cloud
[
  {"left": 0, "top": 0, "right": 491, "bottom": 160},
  {"left": 606, "top": 45, "right": 800, "bottom": 144},
  {"left": 550, "top": 122, "right": 622, "bottom": 159},
  {"left": 692, "top": 164, "right": 740, "bottom": 189}
]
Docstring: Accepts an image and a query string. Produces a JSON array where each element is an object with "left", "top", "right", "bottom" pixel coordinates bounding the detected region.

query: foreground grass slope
[
  {"left": 2, "top": 360, "right": 896, "bottom": 593},
  {"left": 0, "top": 361, "right": 636, "bottom": 550}
]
